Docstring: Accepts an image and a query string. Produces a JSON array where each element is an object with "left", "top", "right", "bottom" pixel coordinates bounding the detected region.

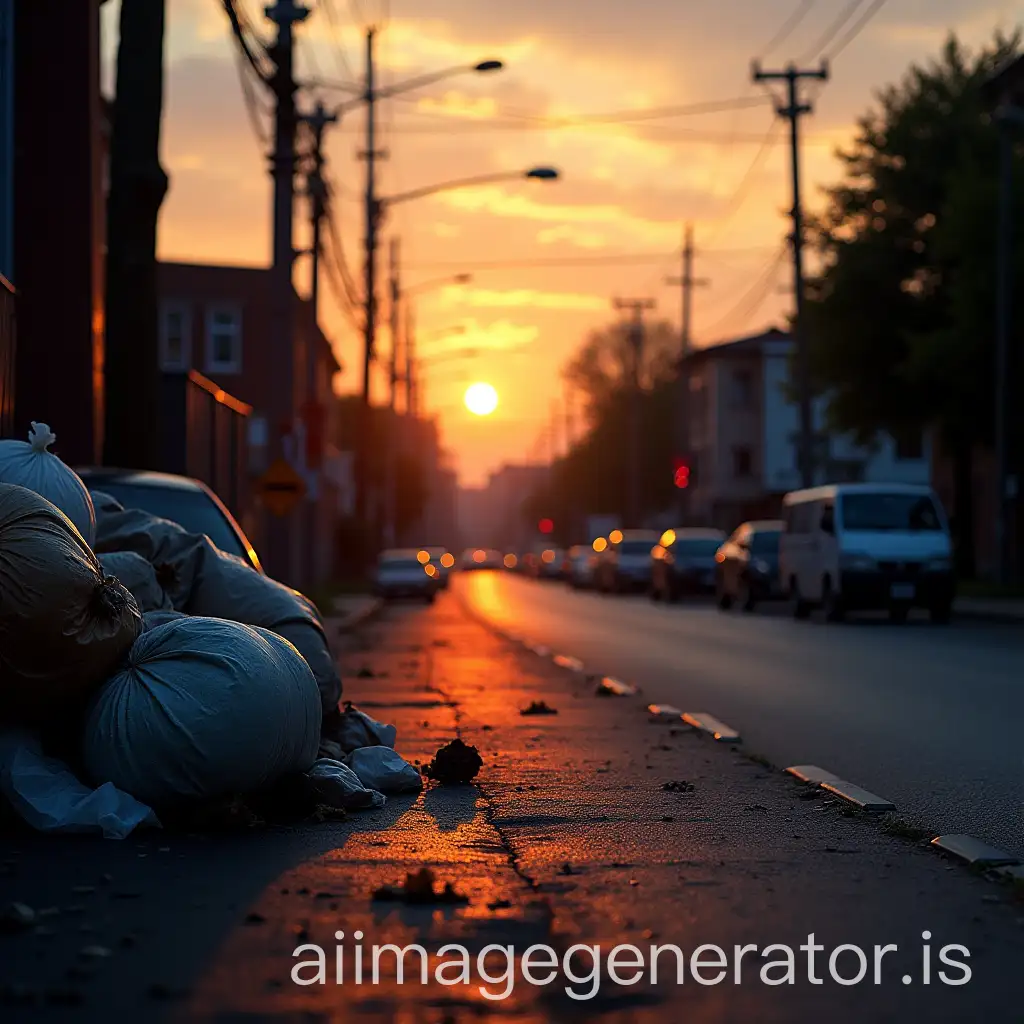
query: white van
[{"left": 779, "top": 483, "right": 954, "bottom": 623}]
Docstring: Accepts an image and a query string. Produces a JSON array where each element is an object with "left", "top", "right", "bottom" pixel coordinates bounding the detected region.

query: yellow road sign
[{"left": 257, "top": 457, "right": 306, "bottom": 517}]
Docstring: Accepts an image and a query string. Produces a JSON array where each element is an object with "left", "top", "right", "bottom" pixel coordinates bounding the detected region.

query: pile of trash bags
[{"left": 0, "top": 424, "right": 422, "bottom": 839}]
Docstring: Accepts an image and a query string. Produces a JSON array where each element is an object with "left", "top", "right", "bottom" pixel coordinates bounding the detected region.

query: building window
[
  {"left": 894, "top": 429, "right": 924, "bottom": 460},
  {"left": 732, "top": 446, "right": 753, "bottom": 479},
  {"left": 205, "top": 304, "right": 242, "bottom": 374},
  {"left": 731, "top": 368, "right": 754, "bottom": 410},
  {"left": 159, "top": 301, "right": 191, "bottom": 371}
]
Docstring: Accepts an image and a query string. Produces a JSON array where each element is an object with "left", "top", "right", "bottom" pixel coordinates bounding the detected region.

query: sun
[{"left": 464, "top": 382, "right": 499, "bottom": 416}]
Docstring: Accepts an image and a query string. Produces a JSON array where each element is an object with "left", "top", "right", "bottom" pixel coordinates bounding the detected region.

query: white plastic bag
[
  {"left": 0, "top": 423, "right": 96, "bottom": 545},
  {"left": 336, "top": 703, "right": 397, "bottom": 752},
  {"left": 0, "top": 730, "right": 159, "bottom": 839},
  {"left": 344, "top": 746, "right": 422, "bottom": 794},
  {"left": 0, "top": 484, "right": 142, "bottom": 725},
  {"left": 306, "top": 758, "right": 386, "bottom": 810},
  {"left": 83, "top": 617, "right": 322, "bottom": 807},
  {"left": 98, "top": 551, "right": 172, "bottom": 613}
]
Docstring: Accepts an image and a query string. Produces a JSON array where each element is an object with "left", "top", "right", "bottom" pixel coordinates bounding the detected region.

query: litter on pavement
[{"left": 0, "top": 442, "right": 421, "bottom": 839}]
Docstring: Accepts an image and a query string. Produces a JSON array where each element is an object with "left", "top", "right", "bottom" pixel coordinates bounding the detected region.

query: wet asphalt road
[{"left": 457, "top": 570, "right": 1024, "bottom": 858}]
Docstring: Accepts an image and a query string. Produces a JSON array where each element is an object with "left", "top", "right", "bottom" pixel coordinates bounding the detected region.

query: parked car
[
  {"left": 459, "top": 548, "right": 503, "bottom": 570},
  {"left": 533, "top": 547, "right": 567, "bottom": 580},
  {"left": 567, "top": 545, "right": 596, "bottom": 589},
  {"left": 374, "top": 549, "right": 438, "bottom": 601},
  {"left": 596, "top": 529, "right": 660, "bottom": 593},
  {"left": 714, "top": 520, "right": 784, "bottom": 611},
  {"left": 779, "top": 483, "right": 954, "bottom": 623},
  {"left": 422, "top": 547, "right": 454, "bottom": 588},
  {"left": 649, "top": 528, "right": 726, "bottom": 601},
  {"left": 78, "top": 467, "right": 261, "bottom": 572}
]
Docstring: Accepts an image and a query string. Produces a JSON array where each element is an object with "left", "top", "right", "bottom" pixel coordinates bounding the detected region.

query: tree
[
  {"left": 804, "top": 31, "right": 1024, "bottom": 574},
  {"left": 524, "top": 318, "right": 681, "bottom": 538}
]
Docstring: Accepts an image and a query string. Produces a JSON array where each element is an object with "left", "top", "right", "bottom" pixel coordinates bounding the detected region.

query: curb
[
  {"left": 952, "top": 602, "right": 1024, "bottom": 625},
  {"left": 786, "top": 764, "right": 894, "bottom": 813}
]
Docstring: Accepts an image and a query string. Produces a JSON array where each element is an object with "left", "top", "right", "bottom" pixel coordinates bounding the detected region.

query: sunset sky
[{"left": 102, "top": 0, "right": 1024, "bottom": 485}]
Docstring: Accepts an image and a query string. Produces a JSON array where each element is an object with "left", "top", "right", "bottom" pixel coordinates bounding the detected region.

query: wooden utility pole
[
  {"left": 752, "top": 59, "right": 828, "bottom": 489},
  {"left": 104, "top": 0, "right": 168, "bottom": 469},
  {"left": 665, "top": 224, "right": 709, "bottom": 359},
  {"left": 613, "top": 297, "right": 655, "bottom": 525}
]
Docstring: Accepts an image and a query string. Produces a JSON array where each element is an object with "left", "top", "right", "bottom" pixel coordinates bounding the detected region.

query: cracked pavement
[{"left": 0, "top": 590, "right": 1022, "bottom": 1021}]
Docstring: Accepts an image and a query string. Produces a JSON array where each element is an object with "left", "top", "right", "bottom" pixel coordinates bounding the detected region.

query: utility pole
[
  {"left": 404, "top": 300, "right": 416, "bottom": 416},
  {"left": 665, "top": 224, "right": 708, "bottom": 524},
  {"left": 665, "top": 224, "right": 709, "bottom": 359},
  {"left": 261, "top": 0, "right": 309, "bottom": 584},
  {"left": 752, "top": 59, "right": 827, "bottom": 489},
  {"left": 614, "top": 297, "right": 656, "bottom": 525},
  {"left": 104, "top": 0, "right": 168, "bottom": 470},
  {"left": 383, "top": 236, "right": 400, "bottom": 547},
  {"left": 357, "top": 25, "right": 386, "bottom": 545},
  {"left": 302, "top": 98, "right": 336, "bottom": 589}
]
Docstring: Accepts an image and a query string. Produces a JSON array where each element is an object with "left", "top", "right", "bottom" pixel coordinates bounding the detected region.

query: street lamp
[
  {"left": 307, "top": 58, "right": 504, "bottom": 103},
  {"left": 376, "top": 166, "right": 560, "bottom": 213}
]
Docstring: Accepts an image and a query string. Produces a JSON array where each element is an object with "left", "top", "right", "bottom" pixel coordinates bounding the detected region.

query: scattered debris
[
  {"left": 372, "top": 868, "right": 469, "bottom": 905},
  {"left": 244, "top": 912, "right": 266, "bottom": 925},
  {"left": 432, "top": 639, "right": 451, "bottom": 648},
  {"left": 520, "top": 701, "right": 558, "bottom": 716},
  {"left": 595, "top": 677, "right": 639, "bottom": 697},
  {"left": 662, "top": 780, "right": 694, "bottom": 793},
  {"left": 422, "top": 739, "right": 483, "bottom": 785},
  {"left": 745, "top": 804, "right": 769, "bottom": 813},
  {"left": 356, "top": 667, "right": 375, "bottom": 678},
  {"left": 661, "top": 815, "right": 674, "bottom": 822},
  {"left": 0, "top": 902, "right": 36, "bottom": 931},
  {"left": 560, "top": 863, "right": 577, "bottom": 876},
  {"left": 487, "top": 899, "right": 513, "bottom": 910}
]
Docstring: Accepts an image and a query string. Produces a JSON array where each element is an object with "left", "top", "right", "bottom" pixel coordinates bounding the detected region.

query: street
[{"left": 457, "top": 571, "right": 1024, "bottom": 859}]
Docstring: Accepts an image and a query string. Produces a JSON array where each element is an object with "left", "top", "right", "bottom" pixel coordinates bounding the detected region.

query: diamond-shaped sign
[{"left": 257, "top": 457, "right": 306, "bottom": 517}]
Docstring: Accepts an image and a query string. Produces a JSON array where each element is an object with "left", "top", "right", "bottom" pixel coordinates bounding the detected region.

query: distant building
[
  {"left": 156, "top": 261, "right": 343, "bottom": 581},
  {"left": 682, "top": 328, "right": 930, "bottom": 531},
  {"left": 457, "top": 463, "right": 550, "bottom": 551}
]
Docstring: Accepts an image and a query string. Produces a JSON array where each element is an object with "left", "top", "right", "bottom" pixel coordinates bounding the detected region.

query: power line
[
  {"left": 700, "top": 119, "right": 784, "bottom": 247},
  {"left": 700, "top": 247, "right": 787, "bottom": 340},
  {"left": 759, "top": 0, "right": 816, "bottom": 58},
  {"left": 320, "top": 0, "right": 356, "bottom": 80},
  {"left": 825, "top": 0, "right": 889, "bottom": 60},
  {"left": 232, "top": 41, "right": 272, "bottom": 147},
  {"left": 799, "top": 0, "right": 864, "bottom": 62},
  {"left": 404, "top": 247, "right": 776, "bottom": 272},
  {"left": 220, "top": 0, "right": 274, "bottom": 82}
]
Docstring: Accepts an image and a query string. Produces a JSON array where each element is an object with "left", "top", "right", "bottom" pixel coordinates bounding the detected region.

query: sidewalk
[
  {"left": 1, "top": 594, "right": 1022, "bottom": 1021},
  {"left": 955, "top": 596, "right": 1024, "bottom": 622}
]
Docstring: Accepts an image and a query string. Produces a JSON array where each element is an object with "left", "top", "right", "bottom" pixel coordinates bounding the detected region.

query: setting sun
[{"left": 464, "top": 382, "right": 499, "bottom": 416}]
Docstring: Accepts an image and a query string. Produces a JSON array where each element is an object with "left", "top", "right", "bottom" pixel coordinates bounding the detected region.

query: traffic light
[
  {"left": 673, "top": 457, "right": 690, "bottom": 489},
  {"left": 538, "top": 517, "right": 554, "bottom": 534}
]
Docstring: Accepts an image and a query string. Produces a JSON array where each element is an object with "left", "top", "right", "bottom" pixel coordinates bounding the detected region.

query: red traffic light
[
  {"left": 538, "top": 518, "right": 554, "bottom": 534},
  {"left": 674, "top": 466, "right": 690, "bottom": 489}
]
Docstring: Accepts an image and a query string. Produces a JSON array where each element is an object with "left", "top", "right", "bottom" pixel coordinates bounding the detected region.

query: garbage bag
[
  {"left": 306, "top": 758, "right": 386, "bottom": 810},
  {"left": 336, "top": 702, "right": 397, "bottom": 753},
  {"left": 0, "top": 730, "right": 159, "bottom": 839},
  {"left": 345, "top": 746, "right": 422, "bottom": 794},
  {"left": 187, "top": 548, "right": 343, "bottom": 715},
  {"left": 0, "top": 484, "right": 142, "bottom": 725},
  {"left": 92, "top": 503, "right": 210, "bottom": 610},
  {"left": 142, "top": 609, "right": 189, "bottom": 632},
  {"left": 0, "top": 423, "right": 96, "bottom": 545},
  {"left": 98, "top": 551, "right": 172, "bottom": 613},
  {"left": 82, "top": 617, "right": 321, "bottom": 807}
]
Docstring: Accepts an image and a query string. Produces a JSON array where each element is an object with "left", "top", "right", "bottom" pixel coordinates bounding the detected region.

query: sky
[{"left": 102, "top": 0, "right": 1024, "bottom": 486}]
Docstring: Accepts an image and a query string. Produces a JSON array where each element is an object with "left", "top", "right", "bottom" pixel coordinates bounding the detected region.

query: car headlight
[
  {"left": 925, "top": 557, "right": 951, "bottom": 572},
  {"left": 840, "top": 552, "right": 876, "bottom": 571},
  {"left": 753, "top": 559, "right": 771, "bottom": 575}
]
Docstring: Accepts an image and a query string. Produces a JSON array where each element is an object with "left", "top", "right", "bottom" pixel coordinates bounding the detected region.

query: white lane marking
[
  {"left": 785, "top": 765, "right": 842, "bottom": 785},
  {"left": 930, "top": 834, "right": 1021, "bottom": 866},
  {"left": 682, "top": 712, "right": 741, "bottom": 743}
]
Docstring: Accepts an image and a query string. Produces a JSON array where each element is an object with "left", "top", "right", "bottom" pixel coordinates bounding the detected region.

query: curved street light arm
[{"left": 383, "top": 170, "right": 533, "bottom": 209}]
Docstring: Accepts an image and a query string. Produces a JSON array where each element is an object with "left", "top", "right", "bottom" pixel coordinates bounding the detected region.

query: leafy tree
[{"left": 804, "top": 31, "right": 1024, "bottom": 574}]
